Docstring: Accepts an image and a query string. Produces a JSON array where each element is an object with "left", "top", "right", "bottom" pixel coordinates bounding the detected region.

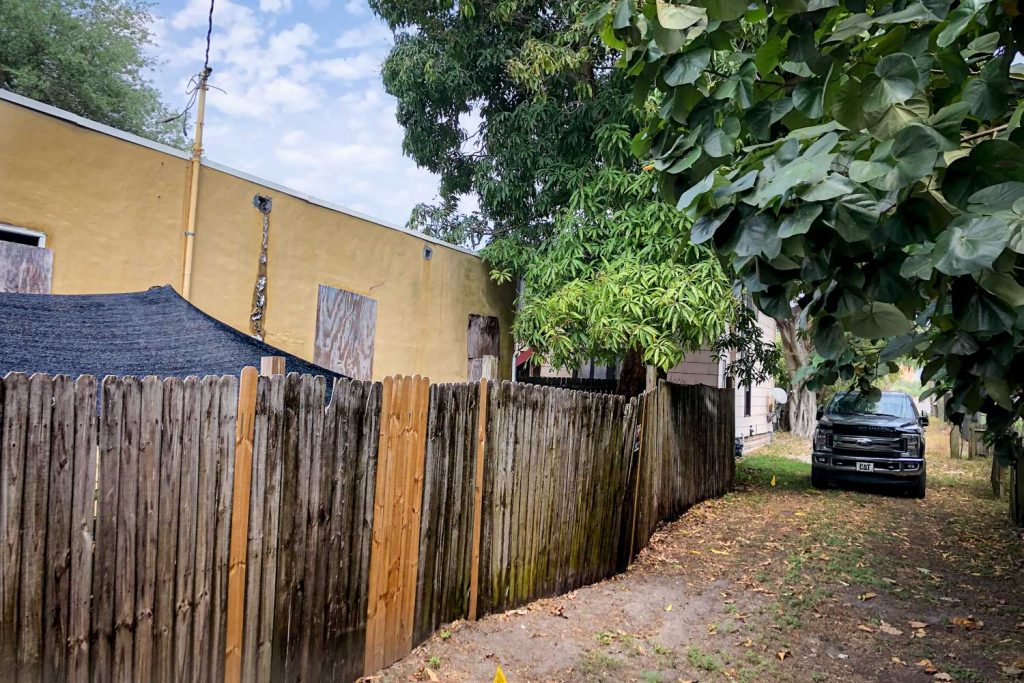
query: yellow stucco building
[{"left": 0, "top": 91, "right": 513, "bottom": 382}]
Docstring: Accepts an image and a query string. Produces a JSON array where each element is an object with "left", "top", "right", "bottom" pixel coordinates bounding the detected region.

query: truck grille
[{"left": 833, "top": 434, "right": 904, "bottom": 455}]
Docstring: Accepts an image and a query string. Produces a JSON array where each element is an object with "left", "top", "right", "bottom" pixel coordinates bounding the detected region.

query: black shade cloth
[{"left": 0, "top": 285, "right": 345, "bottom": 385}]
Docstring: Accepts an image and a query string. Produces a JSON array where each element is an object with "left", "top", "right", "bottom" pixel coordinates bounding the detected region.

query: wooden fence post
[
  {"left": 468, "top": 377, "right": 488, "bottom": 620},
  {"left": 224, "top": 366, "right": 259, "bottom": 683}
]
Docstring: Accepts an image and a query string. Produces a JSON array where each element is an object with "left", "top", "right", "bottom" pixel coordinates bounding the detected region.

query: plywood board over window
[
  {"left": 0, "top": 240, "right": 53, "bottom": 293},
  {"left": 314, "top": 284, "right": 377, "bottom": 380},
  {"left": 467, "top": 314, "right": 499, "bottom": 381}
]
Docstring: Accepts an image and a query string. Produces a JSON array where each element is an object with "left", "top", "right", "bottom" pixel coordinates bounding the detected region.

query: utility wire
[{"left": 160, "top": 0, "right": 216, "bottom": 136}]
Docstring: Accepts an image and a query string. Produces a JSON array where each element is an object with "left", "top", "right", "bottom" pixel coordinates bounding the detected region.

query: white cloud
[
  {"left": 345, "top": 0, "right": 370, "bottom": 16},
  {"left": 149, "top": 0, "right": 443, "bottom": 226},
  {"left": 334, "top": 22, "right": 392, "bottom": 50},
  {"left": 259, "top": 0, "right": 294, "bottom": 12},
  {"left": 318, "top": 52, "right": 381, "bottom": 80}
]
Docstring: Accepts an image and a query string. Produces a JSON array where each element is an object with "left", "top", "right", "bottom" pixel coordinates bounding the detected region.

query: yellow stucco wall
[{"left": 0, "top": 95, "right": 514, "bottom": 381}]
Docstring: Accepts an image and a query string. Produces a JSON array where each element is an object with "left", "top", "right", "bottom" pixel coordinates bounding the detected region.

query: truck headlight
[
  {"left": 903, "top": 434, "right": 921, "bottom": 455},
  {"left": 815, "top": 428, "right": 832, "bottom": 451}
]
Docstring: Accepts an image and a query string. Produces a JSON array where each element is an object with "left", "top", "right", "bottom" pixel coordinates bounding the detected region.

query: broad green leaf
[
  {"left": 793, "top": 79, "right": 826, "bottom": 118},
  {"left": 845, "top": 302, "right": 913, "bottom": 338},
  {"left": 665, "top": 147, "right": 703, "bottom": 173},
  {"left": 698, "top": 0, "right": 750, "bottom": 20},
  {"left": 964, "top": 58, "right": 1012, "bottom": 119},
  {"left": 677, "top": 172, "right": 715, "bottom": 210},
  {"left": 933, "top": 215, "right": 1011, "bottom": 275},
  {"left": 692, "top": 208, "right": 733, "bottom": 243},
  {"left": 663, "top": 47, "right": 712, "bottom": 86},
  {"left": 814, "top": 317, "right": 847, "bottom": 359},
  {"left": 831, "top": 190, "right": 880, "bottom": 241},
  {"left": 733, "top": 214, "right": 781, "bottom": 258},
  {"left": 801, "top": 174, "right": 857, "bottom": 201},
  {"left": 927, "top": 102, "right": 970, "bottom": 149},
  {"left": 936, "top": 0, "right": 988, "bottom": 48},
  {"left": 582, "top": 1, "right": 613, "bottom": 26},
  {"left": 613, "top": 0, "right": 634, "bottom": 29},
  {"left": 900, "top": 250, "right": 935, "bottom": 279},
  {"left": 984, "top": 376, "right": 1013, "bottom": 409},
  {"left": 779, "top": 204, "right": 822, "bottom": 237},
  {"left": 975, "top": 269, "right": 1024, "bottom": 307},
  {"left": 656, "top": 0, "right": 707, "bottom": 29},
  {"left": 754, "top": 35, "right": 782, "bottom": 75},
  {"left": 968, "top": 182, "right": 1024, "bottom": 213},
  {"left": 867, "top": 97, "right": 930, "bottom": 139},
  {"left": 849, "top": 124, "right": 941, "bottom": 191},
  {"left": 864, "top": 53, "right": 919, "bottom": 111}
]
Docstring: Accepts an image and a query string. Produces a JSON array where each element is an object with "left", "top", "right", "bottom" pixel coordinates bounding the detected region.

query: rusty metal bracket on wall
[{"left": 249, "top": 194, "right": 272, "bottom": 340}]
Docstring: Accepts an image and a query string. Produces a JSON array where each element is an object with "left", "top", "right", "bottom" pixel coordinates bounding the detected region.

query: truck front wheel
[
  {"left": 909, "top": 472, "right": 926, "bottom": 499},
  {"left": 811, "top": 466, "right": 828, "bottom": 490}
]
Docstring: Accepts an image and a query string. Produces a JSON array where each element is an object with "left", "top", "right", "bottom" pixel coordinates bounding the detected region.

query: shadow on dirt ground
[{"left": 375, "top": 425, "right": 1024, "bottom": 683}]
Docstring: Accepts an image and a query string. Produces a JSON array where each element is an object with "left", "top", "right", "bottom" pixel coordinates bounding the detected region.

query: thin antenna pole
[{"left": 181, "top": 67, "right": 211, "bottom": 301}]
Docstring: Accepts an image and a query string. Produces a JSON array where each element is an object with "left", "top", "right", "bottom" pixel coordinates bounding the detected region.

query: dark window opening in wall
[
  {"left": 0, "top": 224, "right": 45, "bottom": 247},
  {"left": 468, "top": 314, "right": 500, "bottom": 381},
  {"left": 743, "top": 383, "right": 752, "bottom": 417}
]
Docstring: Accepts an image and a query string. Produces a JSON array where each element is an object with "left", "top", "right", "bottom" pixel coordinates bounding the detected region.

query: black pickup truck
[{"left": 811, "top": 391, "right": 928, "bottom": 498}]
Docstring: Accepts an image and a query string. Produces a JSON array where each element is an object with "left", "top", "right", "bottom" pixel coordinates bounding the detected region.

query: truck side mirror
[
  {"left": 816, "top": 407, "right": 824, "bottom": 420},
  {"left": 918, "top": 414, "right": 930, "bottom": 427}
]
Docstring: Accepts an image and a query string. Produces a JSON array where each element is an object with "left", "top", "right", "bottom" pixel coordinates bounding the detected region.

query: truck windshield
[{"left": 827, "top": 392, "right": 916, "bottom": 419}]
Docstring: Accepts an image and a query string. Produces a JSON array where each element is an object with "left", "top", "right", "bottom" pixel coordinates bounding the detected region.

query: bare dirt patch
[{"left": 376, "top": 424, "right": 1024, "bottom": 683}]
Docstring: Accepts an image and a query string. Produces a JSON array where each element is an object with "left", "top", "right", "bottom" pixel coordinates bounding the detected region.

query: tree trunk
[
  {"left": 1012, "top": 457, "right": 1024, "bottom": 525},
  {"left": 618, "top": 347, "right": 651, "bottom": 397},
  {"left": 777, "top": 313, "right": 817, "bottom": 438}
]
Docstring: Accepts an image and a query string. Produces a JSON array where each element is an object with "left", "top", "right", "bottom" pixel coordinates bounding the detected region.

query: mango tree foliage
[
  {"left": 595, "top": 0, "right": 1024, "bottom": 459},
  {"left": 484, "top": 160, "right": 739, "bottom": 370}
]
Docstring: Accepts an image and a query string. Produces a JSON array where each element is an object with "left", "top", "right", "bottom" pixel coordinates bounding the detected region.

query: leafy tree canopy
[
  {"left": 597, "top": 0, "right": 1024, "bottom": 455},
  {"left": 0, "top": 0, "right": 184, "bottom": 146},
  {"left": 372, "top": 0, "right": 778, "bottom": 378}
]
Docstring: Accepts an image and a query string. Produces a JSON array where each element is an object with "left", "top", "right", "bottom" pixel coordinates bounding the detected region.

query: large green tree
[
  {"left": 372, "top": 0, "right": 778, "bottom": 392},
  {"left": 599, "top": 0, "right": 1024, "bottom": 511},
  {"left": 0, "top": 0, "right": 183, "bottom": 145}
]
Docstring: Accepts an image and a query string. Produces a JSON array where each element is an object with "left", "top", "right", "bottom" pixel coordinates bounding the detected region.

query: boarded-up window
[
  {"left": 467, "top": 314, "right": 500, "bottom": 381},
  {"left": 0, "top": 241, "right": 53, "bottom": 294},
  {"left": 314, "top": 284, "right": 377, "bottom": 380}
]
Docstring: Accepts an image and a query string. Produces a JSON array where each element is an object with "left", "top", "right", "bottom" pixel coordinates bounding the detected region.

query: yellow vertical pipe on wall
[{"left": 181, "top": 68, "right": 211, "bottom": 301}]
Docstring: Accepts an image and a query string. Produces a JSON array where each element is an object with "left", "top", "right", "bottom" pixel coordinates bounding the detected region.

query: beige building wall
[{"left": 0, "top": 92, "right": 514, "bottom": 382}]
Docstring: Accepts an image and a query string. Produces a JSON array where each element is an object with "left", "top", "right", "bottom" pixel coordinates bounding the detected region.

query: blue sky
[{"left": 147, "top": 0, "right": 438, "bottom": 226}]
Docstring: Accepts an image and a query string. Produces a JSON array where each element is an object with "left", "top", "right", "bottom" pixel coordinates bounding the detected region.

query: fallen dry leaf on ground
[
  {"left": 879, "top": 621, "right": 903, "bottom": 636},
  {"left": 951, "top": 616, "right": 984, "bottom": 630},
  {"left": 857, "top": 624, "right": 876, "bottom": 633},
  {"left": 934, "top": 673, "right": 952, "bottom": 681},
  {"left": 858, "top": 591, "right": 878, "bottom": 601},
  {"left": 777, "top": 649, "right": 790, "bottom": 661},
  {"left": 916, "top": 659, "right": 939, "bottom": 674},
  {"left": 909, "top": 620, "right": 928, "bottom": 629}
]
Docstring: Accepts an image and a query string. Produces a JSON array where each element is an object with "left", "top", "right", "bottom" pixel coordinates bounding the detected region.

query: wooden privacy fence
[{"left": 0, "top": 372, "right": 733, "bottom": 683}]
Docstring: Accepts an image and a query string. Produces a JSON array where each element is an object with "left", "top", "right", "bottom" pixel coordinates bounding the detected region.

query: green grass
[
  {"left": 686, "top": 646, "right": 722, "bottom": 672},
  {"left": 737, "top": 455, "right": 812, "bottom": 491},
  {"left": 578, "top": 650, "right": 623, "bottom": 678}
]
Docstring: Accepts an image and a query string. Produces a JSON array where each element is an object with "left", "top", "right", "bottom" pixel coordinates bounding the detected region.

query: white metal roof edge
[
  {"left": 202, "top": 160, "right": 480, "bottom": 257},
  {"left": 0, "top": 88, "right": 481, "bottom": 259},
  {"left": 1, "top": 89, "right": 191, "bottom": 159}
]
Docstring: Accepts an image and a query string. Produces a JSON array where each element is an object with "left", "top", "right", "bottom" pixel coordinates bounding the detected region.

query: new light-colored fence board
[
  {"left": 1, "top": 371, "right": 733, "bottom": 683},
  {"left": 364, "top": 375, "right": 429, "bottom": 674},
  {"left": 413, "top": 383, "right": 478, "bottom": 643}
]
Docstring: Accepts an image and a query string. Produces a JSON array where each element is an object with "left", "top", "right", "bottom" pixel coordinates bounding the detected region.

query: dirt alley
[{"left": 375, "top": 426, "right": 1024, "bottom": 683}]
